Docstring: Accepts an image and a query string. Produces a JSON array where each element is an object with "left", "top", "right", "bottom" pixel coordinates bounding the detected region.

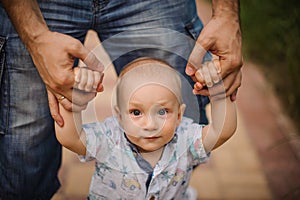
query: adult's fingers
[
  {"left": 230, "top": 90, "right": 238, "bottom": 102},
  {"left": 50, "top": 86, "right": 95, "bottom": 111},
  {"left": 47, "top": 90, "right": 64, "bottom": 127},
  {"left": 193, "top": 86, "right": 209, "bottom": 96},
  {"left": 226, "top": 70, "right": 242, "bottom": 101},
  {"left": 57, "top": 86, "right": 96, "bottom": 107},
  {"left": 193, "top": 83, "right": 226, "bottom": 101},
  {"left": 218, "top": 57, "right": 242, "bottom": 80},
  {"left": 71, "top": 89, "right": 97, "bottom": 107},
  {"left": 56, "top": 92, "right": 89, "bottom": 112},
  {"left": 58, "top": 96, "right": 88, "bottom": 112}
]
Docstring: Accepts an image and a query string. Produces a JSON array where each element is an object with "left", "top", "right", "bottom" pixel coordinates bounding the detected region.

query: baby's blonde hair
[{"left": 116, "top": 57, "right": 183, "bottom": 107}]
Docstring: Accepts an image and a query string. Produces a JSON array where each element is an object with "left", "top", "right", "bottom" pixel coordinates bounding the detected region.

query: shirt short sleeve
[
  {"left": 79, "top": 117, "right": 120, "bottom": 162},
  {"left": 176, "top": 117, "right": 210, "bottom": 166}
]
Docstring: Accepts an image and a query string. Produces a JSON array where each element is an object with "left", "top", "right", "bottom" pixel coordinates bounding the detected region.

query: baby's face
[{"left": 118, "top": 84, "right": 184, "bottom": 153}]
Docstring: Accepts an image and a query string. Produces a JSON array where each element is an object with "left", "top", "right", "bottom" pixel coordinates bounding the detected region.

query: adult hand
[
  {"left": 1, "top": 1, "right": 104, "bottom": 126},
  {"left": 50, "top": 66, "right": 105, "bottom": 124},
  {"left": 27, "top": 31, "right": 104, "bottom": 126},
  {"left": 186, "top": 0, "right": 243, "bottom": 101}
]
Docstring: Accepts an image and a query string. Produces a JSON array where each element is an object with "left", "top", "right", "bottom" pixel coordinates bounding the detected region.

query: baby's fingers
[
  {"left": 202, "top": 62, "right": 213, "bottom": 87},
  {"left": 85, "top": 69, "right": 95, "bottom": 92},
  {"left": 195, "top": 69, "right": 205, "bottom": 86},
  {"left": 75, "top": 67, "right": 81, "bottom": 83},
  {"left": 77, "top": 67, "right": 88, "bottom": 91},
  {"left": 207, "top": 61, "right": 220, "bottom": 84},
  {"left": 199, "top": 61, "right": 221, "bottom": 88}
]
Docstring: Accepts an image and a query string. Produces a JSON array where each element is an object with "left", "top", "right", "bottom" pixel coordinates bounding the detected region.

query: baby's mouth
[
  {"left": 143, "top": 136, "right": 161, "bottom": 141},
  {"left": 144, "top": 136, "right": 159, "bottom": 139},
  {"left": 136, "top": 130, "right": 161, "bottom": 138}
]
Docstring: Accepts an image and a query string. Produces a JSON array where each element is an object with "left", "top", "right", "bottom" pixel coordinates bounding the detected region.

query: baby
[{"left": 55, "top": 57, "right": 237, "bottom": 199}]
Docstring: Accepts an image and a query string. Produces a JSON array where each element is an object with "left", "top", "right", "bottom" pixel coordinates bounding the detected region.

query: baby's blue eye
[
  {"left": 131, "top": 109, "right": 141, "bottom": 116},
  {"left": 158, "top": 109, "right": 166, "bottom": 115}
]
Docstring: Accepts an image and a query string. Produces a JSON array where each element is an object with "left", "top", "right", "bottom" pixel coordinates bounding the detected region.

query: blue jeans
[{"left": 0, "top": 0, "right": 209, "bottom": 199}]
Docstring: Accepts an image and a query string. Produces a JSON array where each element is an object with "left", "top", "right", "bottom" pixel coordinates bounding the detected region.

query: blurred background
[
  {"left": 52, "top": 0, "right": 300, "bottom": 199},
  {"left": 240, "top": 0, "right": 300, "bottom": 133}
]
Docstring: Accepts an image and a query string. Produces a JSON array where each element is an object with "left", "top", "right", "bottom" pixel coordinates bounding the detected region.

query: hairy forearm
[
  {"left": 1, "top": 0, "right": 48, "bottom": 51},
  {"left": 212, "top": 0, "right": 240, "bottom": 20}
]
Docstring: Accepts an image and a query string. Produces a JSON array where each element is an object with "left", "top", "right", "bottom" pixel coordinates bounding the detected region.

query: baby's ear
[{"left": 177, "top": 104, "right": 186, "bottom": 125}]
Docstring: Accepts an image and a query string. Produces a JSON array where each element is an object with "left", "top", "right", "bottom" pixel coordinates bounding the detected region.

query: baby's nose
[{"left": 143, "top": 115, "right": 159, "bottom": 131}]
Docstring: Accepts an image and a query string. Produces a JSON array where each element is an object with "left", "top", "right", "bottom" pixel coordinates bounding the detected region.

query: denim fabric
[
  {"left": 0, "top": 0, "right": 208, "bottom": 198},
  {"left": 38, "top": 0, "right": 210, "bottom": 122},
  {"left": 0, "top": 10, "right": 62, "bottom": 200},
  {"left": 91, "top": 0, "right": 210, "bottom": 123}
]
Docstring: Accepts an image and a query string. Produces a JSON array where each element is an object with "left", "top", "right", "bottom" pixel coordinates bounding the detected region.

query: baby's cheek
[{"left": 162, "top": 123, "right": 176, "bottom": 138}]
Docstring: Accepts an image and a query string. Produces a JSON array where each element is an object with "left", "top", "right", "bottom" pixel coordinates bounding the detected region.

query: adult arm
[
  {"left": 1, "top": 0, "right": 104, "bottom": 126},
  {"left": 186, "top": 0, "right": 243, "bottom": 101}
]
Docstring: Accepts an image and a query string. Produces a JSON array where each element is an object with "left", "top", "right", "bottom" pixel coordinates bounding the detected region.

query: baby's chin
[{"left": 135, "top": 141, "right": 165, "bottom": 153}]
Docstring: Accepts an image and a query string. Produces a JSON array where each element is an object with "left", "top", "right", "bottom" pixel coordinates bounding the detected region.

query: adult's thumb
[
  {"left": 186, "top": 42, "right": 207, "bottom": 75},
  {"left": 67, "top": 39, "right": 104, "bottom": 72},
  {"left": 83, "top": 51, "right": 105, "bottom": 72}
]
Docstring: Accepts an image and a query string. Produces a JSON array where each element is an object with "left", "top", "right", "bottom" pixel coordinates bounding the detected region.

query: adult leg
[
  {"left": 0, "top": 1, "right": 92, "bottom": 199},
  {"left": 0, "top": 22, "right": 61, "bottom": 200}
]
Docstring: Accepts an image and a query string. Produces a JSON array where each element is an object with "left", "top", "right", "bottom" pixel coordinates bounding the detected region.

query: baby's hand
[
  {"left": 195, "top": 60, "right": 221, "bottom": 88},
  {"left": 194, "top": 60, "right": 226, "bottom": 99},
  {"left": 74, "top": 67, "right": 104, "bottom": 92}
]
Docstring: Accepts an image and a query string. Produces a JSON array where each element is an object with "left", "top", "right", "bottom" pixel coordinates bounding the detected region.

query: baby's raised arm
[
  {"left": 55, "top": 66, "right": 103, "bottom": 155},
  {"left": 200, "top": 61, "right": 237, "bottom": 152},
  {"left": 55, "top": 105, "right": 86, "bottom": 155}
]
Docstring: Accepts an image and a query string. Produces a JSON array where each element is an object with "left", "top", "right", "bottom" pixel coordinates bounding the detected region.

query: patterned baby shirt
[{"left": 80, "top": 116, "right": 209, "bottom": 200}]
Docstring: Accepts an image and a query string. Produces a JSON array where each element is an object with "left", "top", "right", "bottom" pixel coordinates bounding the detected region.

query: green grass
[{"left": 240, "top": 0, "right": 300, "bottom": 132}]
